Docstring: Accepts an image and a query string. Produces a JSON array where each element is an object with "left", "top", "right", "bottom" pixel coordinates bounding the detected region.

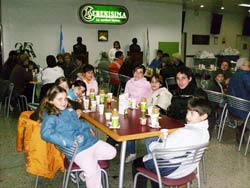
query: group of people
[{"left": 2, "top": 37, "right": 250, "bottom": 188}]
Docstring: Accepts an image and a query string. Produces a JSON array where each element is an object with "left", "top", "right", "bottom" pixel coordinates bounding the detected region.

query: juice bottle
[
  {"left": 111, "top": 108, "right": 119, "bottom": 128},
  {"left": 99, "top": 89, "right": 105, "bottom": 104},
  {"left": 140, "top": 98, "right": 147, "bottom": 112},
  {"left": 89, "top": 88, "right": 95, "bottom": 101}
]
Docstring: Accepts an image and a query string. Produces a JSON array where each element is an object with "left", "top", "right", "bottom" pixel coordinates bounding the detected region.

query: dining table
[{"left": 81, "top": 102, "right": 184, "bottom": 188}]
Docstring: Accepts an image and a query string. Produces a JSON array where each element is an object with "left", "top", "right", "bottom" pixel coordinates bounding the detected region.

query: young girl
[
  {"left": 147, "top": 75, "right": 172, "bottom": 114},
  {"left": 40, "top": 86, "right": 116, "bottom": 188},
  {"left": 77, "top": 64, "right": 98, "bottom": 96},
  {"left": 68, "top": 80, "right": 86, "bottom": 102}
]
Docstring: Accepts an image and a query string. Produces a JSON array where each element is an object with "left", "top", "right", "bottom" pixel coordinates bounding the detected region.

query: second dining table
[{"left": 81, "top": 102, "right": 184, "bottom": 188}]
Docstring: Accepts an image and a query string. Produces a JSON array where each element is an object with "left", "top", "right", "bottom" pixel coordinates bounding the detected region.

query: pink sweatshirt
[{"left": 125, "top": 77, "right": 151, "bottom": 103}]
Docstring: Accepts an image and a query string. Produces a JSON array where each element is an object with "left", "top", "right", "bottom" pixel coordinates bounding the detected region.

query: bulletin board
[{"left": 158, "top": 42, "right": 179, "bottom": 55}]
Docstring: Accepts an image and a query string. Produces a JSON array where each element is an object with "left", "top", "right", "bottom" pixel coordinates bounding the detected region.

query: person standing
[{"left": 109, "top": 41, "right": 123, "bottom": 62}]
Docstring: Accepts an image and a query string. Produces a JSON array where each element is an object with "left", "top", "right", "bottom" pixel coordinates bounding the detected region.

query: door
[{"left": 236, "top": 35, "right": 250, "bottom": 59}]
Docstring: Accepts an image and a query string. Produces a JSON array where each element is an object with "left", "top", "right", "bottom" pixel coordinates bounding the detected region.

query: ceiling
[{"left": 137, "top": 0, "right": 250, "bottom": 15}]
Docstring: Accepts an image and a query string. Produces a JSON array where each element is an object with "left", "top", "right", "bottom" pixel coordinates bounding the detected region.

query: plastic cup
[
  {"left": 150, "top": 114, "right": 159, "bottom": 128},
  {"left": 160, "top": 129, "right": 168, "bottom": 139},
  {"left": 98, "top": 104, "right": 104, "bottom": 115},
  {"left": 131, "top": 98, "right": 136, "bottom": 109},
  {"left": 83, "top": 98, "right": 89, "bottom": 110},
  {"left": 91, "top": 100, "right": 97, "bottom": 111},
  {"left": 140, "top": 117, "right": 147, "bottom": 125},
  {"left": 105, "top": 112, "right": 112, "bottom": 121},
  {"left": 147, "top": 106, "right": 153, "bottom": 115},
  {"left": 107, "top": 92, "right": 113, "bottom": 99},
  {"left": 95, "top": 95, "right": 100, "bottom": 105}
]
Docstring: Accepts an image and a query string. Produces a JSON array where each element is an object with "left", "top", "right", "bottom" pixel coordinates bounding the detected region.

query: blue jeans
[
  {"left": 144, "top": 137, "right": 158, "bottom": 153},
  {"left": 126, "top": 140, "right": 136, "bottom": 154}
]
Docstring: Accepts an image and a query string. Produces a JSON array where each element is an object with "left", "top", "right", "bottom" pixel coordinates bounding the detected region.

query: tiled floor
[{"left": 1, "top": 113, "right": 250, "bottom": 188}]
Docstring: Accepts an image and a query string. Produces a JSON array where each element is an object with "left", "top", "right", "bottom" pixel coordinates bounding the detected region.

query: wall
[
  {"left": 1, "top": 0, "right": 182, "bottom": 68},
  {"left": 184, "top": 9, "right": 245, "bottom": 66}
]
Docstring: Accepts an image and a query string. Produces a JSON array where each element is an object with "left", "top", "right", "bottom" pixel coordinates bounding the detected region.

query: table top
[{"left": 81, "top": 105, "right": 184, "bottom": 142}]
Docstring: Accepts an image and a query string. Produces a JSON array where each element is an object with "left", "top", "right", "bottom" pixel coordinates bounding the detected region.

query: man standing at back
[
  {"left": 73, "top": 36, "right": 87, "bottom": 55},
  {"left": 227, "top": 58, "right": 250, "bottom": 142}
]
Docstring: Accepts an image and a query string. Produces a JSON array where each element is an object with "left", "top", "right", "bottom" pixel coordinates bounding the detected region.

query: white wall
[
  {"left": 1, "top": 0, "right": 182, "bottom": 68},
  {"left": 184, "top": 9, "right": 245, "bottom": 66}
]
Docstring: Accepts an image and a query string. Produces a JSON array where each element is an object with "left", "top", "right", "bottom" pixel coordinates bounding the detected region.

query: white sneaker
[
  {"left": 79, "top": 172, "right": 86, "bottom": 182},
  {"left": 125, "top": 154, "right": 136, "bottom": 163}
]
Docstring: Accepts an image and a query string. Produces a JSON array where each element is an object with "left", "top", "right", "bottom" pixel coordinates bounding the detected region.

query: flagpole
[
  {"left": 60, "top": 24, "right": 65, "bottom": 54},
  {"left": 146, "top": 28, "right": 150, "bottom": 67}
]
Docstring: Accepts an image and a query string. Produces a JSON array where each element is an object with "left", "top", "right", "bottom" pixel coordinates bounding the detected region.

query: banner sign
[{"left": 79, "top": 4, "right": 129, "bottom": 25}]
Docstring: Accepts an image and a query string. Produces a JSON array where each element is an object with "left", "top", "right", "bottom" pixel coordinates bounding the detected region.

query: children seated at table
[
  {"left": 68, "top": 80, "right": 86, "bottom": 102},
  {"left": 133, "top": 97, "right": 211, "bottom": 188},
  {"left": 147, "top": 74, "right": 172, "bottom": 114},
  {"left": 40, "top": 86, "right": 116, "bottom": 188},
  {"left": 77, "top": 64, "right": 98, "bottom": 96}
]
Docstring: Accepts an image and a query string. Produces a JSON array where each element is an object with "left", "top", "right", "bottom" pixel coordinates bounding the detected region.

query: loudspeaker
[
  {"left": 210, "top": 13, "right": 223, "bottom": 35},
  {"left": 242, "top": 16, "right": 250, "bottom": 36}
]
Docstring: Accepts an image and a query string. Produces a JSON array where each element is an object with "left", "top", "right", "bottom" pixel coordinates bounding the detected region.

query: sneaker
[
  {"left": 70, "top": 172, "right": 77, "bottom": 184},
  {"left": 125, "top": 154, "right": 136, "bottom": 163},
  {"left": 79, "top": 172, "right": 86, "bottom": 182}
]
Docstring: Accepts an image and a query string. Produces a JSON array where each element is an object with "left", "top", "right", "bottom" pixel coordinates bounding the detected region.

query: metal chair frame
[
  {"left": 204, "top": 90, "right": 228, "bottom": 140},
  {"left": 3, "top": 82, "right": 14, "bottom": 118},
  {"left": 133, "top": 143, "right": 209, "bottom": 188},
  {"left": 165, "top": 77, "right": 176, "bottom": 90},
  {"left": 219, "top": 94, "right": 250, "bottom": 152},
  {"left": 59, "top": 141, "right": 109, "bottom": 188}
]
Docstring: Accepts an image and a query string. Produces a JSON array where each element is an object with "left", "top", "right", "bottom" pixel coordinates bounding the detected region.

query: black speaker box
[
  {"left": 210, "top": 13, "right": 223, "bottom": 35},
  {"left": 242, "top": 16, "right": 250, "bottom": 36}
]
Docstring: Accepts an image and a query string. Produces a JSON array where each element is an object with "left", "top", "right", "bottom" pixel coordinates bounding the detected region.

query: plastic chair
[
  {"left": 133, "top": 143, "right": 209, "bottom": 188},
  {"left": 59, "top": 140, "right": 110, "bottom": 188},
  {"left": 204, "top": 90, "right": 227, "bottom": 140},
  {"left": 3, "top": 82, "right": 15, "bottom": 118},
  {"left": 118, "top": 74, "right": 131, "bottom": 95},
  {"left": 245, "top": 132, "right": 250, "bottom": 156},
  {"left": 165, "top": 77, "right": 176, "bottom": 90},
  {"left": 219, "top": 94, "right": 250, "bottom": 151}
]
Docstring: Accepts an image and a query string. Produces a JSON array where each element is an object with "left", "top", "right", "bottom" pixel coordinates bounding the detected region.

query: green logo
[{"left": 79, "top": 4, "right": 129, "bottom": 25}]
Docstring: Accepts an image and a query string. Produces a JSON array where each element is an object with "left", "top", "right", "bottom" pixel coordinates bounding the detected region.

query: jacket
[
  {"left": 147, "top": 87, "right": 172, "bottom": 111},
  {"left": 227, "top": 69, "right": 250, "bottom": 118},
  {"left": 41, "top": 108, "right": 98, "bottom": 160},
  {"left": 16, "top": 111, "right": 64, "bottom": 179},
  {"left": 125, "top": 77, "right": 151, "bottom": 104}
]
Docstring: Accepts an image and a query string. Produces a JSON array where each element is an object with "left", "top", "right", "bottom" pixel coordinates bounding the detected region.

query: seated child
[
  {"left": 77, "top": 64, "right": 98, "bottom": 96},
  {"left": 133, "top": 97, "right": 211, "bottom": 188},
  {"left": 68, "top": 80, "right": 86, "bottom": 102},
  {"left": 207, "top": 69, "right": 225, "bottom": 93},
  {"left": 40, "top": 86, "right": 116, "bottom": 188}
]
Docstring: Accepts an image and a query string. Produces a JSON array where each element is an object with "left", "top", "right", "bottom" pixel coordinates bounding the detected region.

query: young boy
[
  {"left": 207, "top": 69, "right": 225, "bottom": 93},
  {"left": 133, "top": 97, "right": 211, "bottom": 188}
]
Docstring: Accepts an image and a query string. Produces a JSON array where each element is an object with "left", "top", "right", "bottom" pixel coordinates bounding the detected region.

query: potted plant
[{"left": 15, "top": 42, "right": 36, "bottom": 58}]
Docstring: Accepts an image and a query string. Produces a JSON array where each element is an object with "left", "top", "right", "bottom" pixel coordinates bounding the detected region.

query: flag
[
  {"left": 59, "top": 25, "right": 65, "bottom": 54},
  {"left": 146, "top": 28, "right": 150, "bottom": 66}
]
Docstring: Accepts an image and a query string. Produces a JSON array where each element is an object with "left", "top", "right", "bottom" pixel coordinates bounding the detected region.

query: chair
[
  {"left": 133, "top": 143, "right": 209, "bottom": 188},
  {"left": 59, "top": 140, "right": 110, "bottom": 188},
  {"left": 118, "top": 74, "right": 131, "bottom": 96},
  {"left": 97, "top": 70, "right": 111, "bottom": 91},
  {"left": 165, "top": 77, "right": 177, "bottom": 94},
  {"left": 3, "top": 82, "right": 15, "bottom": 118},
  {"left": 204, "top": 90, "right": 227, "bottom": 140},
  {"left": 245, "top": 132, "right": 250, "bottom": 156},
  {"left": 218, "top": 94, "right": 250, "bottom": 152}
]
